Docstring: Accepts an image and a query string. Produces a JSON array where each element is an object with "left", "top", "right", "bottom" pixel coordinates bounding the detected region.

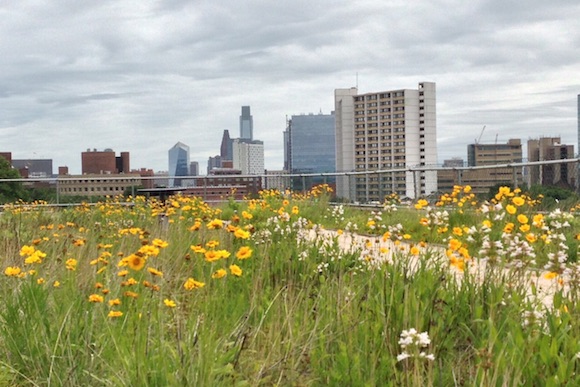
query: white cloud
[{"left": 0, "top": 0, "right": 579, "bottom": 173}]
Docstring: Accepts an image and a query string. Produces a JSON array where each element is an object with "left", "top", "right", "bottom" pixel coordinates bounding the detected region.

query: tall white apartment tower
[
  {"left": 232, "top": 139, "right": 264, "bottom": 175},
  {"left": 334, "top": 82, "right": 437, "bottom": 201}
]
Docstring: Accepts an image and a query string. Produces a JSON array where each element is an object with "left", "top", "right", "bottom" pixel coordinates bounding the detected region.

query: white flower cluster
[
  {"left": 326, "top": 204, "right": 345, "bottom": 224},
  {"left": 396, "top": 328, "right": 435, "bottom": 362}
]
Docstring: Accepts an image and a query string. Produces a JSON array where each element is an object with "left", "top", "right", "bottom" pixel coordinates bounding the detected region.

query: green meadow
[{"left": 0, "top": 185, "right": 579, "bottom": 386}]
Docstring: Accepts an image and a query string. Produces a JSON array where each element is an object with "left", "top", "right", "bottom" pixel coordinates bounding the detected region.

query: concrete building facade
[
  {"left": 528, "top": 137, "right": 576, "bottom": 188},
  {"left": 58, "top": 173, "right": 141, "bottom": 197},
  {"left": 438, "top": 139, "right": 523, "bottom": 195},
  {"left": 334, "top": 82, "right": 437, "bottom": 201},
  {"left": 232, "top": 139, "right": 264, "bottom": 175}
]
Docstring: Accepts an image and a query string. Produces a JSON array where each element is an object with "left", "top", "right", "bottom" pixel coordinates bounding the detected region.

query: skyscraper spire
[{"left": 240, "top": 106, "right": 253, "bottom": 140}]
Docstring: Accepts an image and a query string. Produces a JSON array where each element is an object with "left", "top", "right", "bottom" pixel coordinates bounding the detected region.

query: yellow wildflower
[
  {"left": 108, "top": 310, "right": 123, "bottom": 318},
  {"left": 236, "top": 246, "right": 253, "bottom": 260},
  {"left": 505, "top": 205, "right": 517, "bottom": 215},
  {"left": 212, "top": 269, "right": 227, "bottom": 279},
  {"left": 229, "top": 264, "right": 243, "bottom": 277},
  {"left": 163, "top": 299, "right": 176, "bottom": 308},
  {"left": 88, "top": 294, "right": 104, "bottom": 303},
  {"left": 4, "top": 266, "right": 22, "bottom": 277},
  {"left": 184, "top": 278, "right": 205, "bottom": 290},
  {"left": 147, "top": 267, "right": 163, "bottom": 277}
]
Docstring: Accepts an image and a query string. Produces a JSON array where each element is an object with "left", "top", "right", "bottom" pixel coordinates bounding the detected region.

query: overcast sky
[{"left": 2, "top": 0, "right": 579, "bottom": 174}]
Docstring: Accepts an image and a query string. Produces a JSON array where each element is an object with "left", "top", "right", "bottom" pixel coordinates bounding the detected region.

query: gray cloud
[{"left": 0, "top": 0, "right": 579, "bottom": 173}]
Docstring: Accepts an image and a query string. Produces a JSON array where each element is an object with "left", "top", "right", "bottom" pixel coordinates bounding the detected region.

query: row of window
[
  {"left": 60, "top": 186, "right": 127, "bottom": 193},
  {"left": 59, "top": 179, "right": 139, "bottom": 184}
]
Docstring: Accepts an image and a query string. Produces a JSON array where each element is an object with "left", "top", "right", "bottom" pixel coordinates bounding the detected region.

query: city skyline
[{"left": 1, "top": 1, "right": 579, "bottom": 174}]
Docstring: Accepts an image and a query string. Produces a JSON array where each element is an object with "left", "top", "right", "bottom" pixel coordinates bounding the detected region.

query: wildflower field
[{"left": 0, "top": 185, "right": 580, "bottom": 386}]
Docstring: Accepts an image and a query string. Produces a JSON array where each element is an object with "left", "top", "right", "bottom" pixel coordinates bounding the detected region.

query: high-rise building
[
  {"left": 334, "top": 82, "right": 437, "bottom": 201},
  {"left": 168, "top": 142, "right": 190, "bottom": 187},
  {"left": 220, "top": 130, "right": 233, "bottom": 161},
  {"left": 528, "top": 137, "right": 575, "bottom": 188},
  {"left": 438, "top": 139, "right": 523, "bottom": 194},
  {"left": 207, "top": 155, "right": 222, "bottom": 174},
  {"left": 240, "top": 106, "right": 253, "bottom": 140},
  {"left": 82, "top": 149, "right": 129, "bottom": 175},
  {"left": 285, "top": 112, "right": 336, "bottom": 191},
  {"left": 232, "top": 139, "right": 264, "bottom": 175},
  {"left": 190, "top": 161, "right": 199, "bottom": 176}
]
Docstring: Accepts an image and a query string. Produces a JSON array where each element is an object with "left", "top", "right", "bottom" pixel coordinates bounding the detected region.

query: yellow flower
[
  {"left": 190, "top": 244, "right": 206, "bottom": 254},
  {"left": 505, "top": 205, "right": 517, "bottom": 215},
  {"left": 512, "top": 196, "right": 525, "bottom": 206},
  {"left": 123, "top": 291, "right": 139, "bottom": 299},
  {"left": 19, "top": 245, "right": 36, "bottom": 257},
  {"left": 517, "top": 214, "right": 528, "bottom": 224},
  {"left": 463, "top": 185, "right": 472, "bottom": 193},
  {"left": 452, "top": 227, "right": 463, "bottom": 236},
  {"left": 410, "top": 246, "right": 420, "bottom": 255},
  {"left": 543, "top": 272, "right": 558, "bottom": 280},
  {"left": 147, "top": 267, "right": 163, "bottom": 277},
  {"left": 229, "top": 264, "right": 243, "bottom": 277},
  {"left": 108, "top": 298, "right": 121, "bottom": 306},
  {"left": 212, "top": 269, "right": 227, "bottom": 279},
  {"left": 127, "top": 255, "right": 146, "bottom": 271},
  {"left": 482, "top": 219, "right": 492, "bottom": 228},
  {"left": 503, "top": 223, "right": 514, "bottom": 233},
  {"left": 65, "top": 258, "right": 77, "bottom": 271},
  {"left": 37, "top": 278, "right": 45, "bottom": 285},
  {"left": 4, "top": 266, "right": 22, "bottom": 277},
  {"left": 207, "top": 219, "right": 224, "bottom": 229},
  {"left": 292, "top": 206, "right": 299, "bottom": 215},
  {"left": 450, "top": 256, "right": 465, "bottom": 271},
  {"left": 525, "top": 233, "right": 537, "bottom": 243},
  {"left": 216, "top": 250, "right": 231, "bottom": 259},
  {"left": 204, "top": 250, "right": 221, "bottom": 262},
  {"left": 152, "top": 239, "right": 169, "bottom": 248},
  {"left": 108, "top": 310, "right": 123, "bottom": 318},
  {"left": 241, "top": 211, "right": 253, "bottom": 219},
  {"left": 163, "top": 299, "right": 176, "bottom": 308},
  {"left": 236, "top": 246, "right": 253, "bottom": 260},
  {"left": 189, "top": 221, "right": 202, "bottom": 231},
  {"left": 88, "top": 294, "right": 104, "bottom": 303},
  {"left": 206, "top": 240, "right": 220, "bottom": 248},
  {"left": 532, "top": 214, "right": 544, "bottom": 227},
  {"left": 118, "top": 270, "right": 129, "bottom": 277},
  {"left": 519, "top": 224, "right": 530, "bottom": 233},
  {"left": 234, "top": 228, "right": 251, "bottom": 239},
  {"left": 53, "top": 281, "right": 60, "bottom": 288},
  {"left": 448, "top": 238, "right": 462, "bottom": 251},
  {"left": 184, "top": 278, "right": 205, "bottom": 290},
  {"left": 24, "top": 251, "right": 45, "bottom": 265}
]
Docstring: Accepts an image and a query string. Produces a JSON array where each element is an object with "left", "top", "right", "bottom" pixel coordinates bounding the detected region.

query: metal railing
[{"left": 0, "top": 158, "right": 578, "bottom": 206}]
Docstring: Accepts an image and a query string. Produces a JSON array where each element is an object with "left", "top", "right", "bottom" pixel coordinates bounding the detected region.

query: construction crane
[{"left": 474, "top": 125, "right": 486, "bottom": 144}]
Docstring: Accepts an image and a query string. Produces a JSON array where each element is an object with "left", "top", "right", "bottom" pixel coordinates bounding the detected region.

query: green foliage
[
  {"left": 0, "top": 157, "right": 29, "bottom": 203},
  {"left": 0, "top": 191, "right": 578, "bottom": 385}
]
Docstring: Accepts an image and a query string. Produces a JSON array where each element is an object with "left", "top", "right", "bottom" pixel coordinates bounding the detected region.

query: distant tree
[{"left": 0, "top": 157, "right": 29, "bottom": 203}]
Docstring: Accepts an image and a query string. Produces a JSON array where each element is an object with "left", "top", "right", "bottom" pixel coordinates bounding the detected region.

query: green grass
[{"left": 0, "top": 187, "right": 578, "bottom": 385}]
